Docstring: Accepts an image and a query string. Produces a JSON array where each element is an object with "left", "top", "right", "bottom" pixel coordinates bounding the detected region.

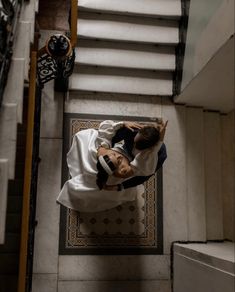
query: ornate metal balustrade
[
  {"left": 37, "top": 33, "right": 75, "bottom": 92},
  {"left": 0, "top": 0, "right": 21, "bottom": 106}
]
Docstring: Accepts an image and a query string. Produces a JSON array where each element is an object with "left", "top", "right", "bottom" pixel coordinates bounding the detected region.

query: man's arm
[{"left": 121, "top": 143, "right": 167, "bottom": 189}]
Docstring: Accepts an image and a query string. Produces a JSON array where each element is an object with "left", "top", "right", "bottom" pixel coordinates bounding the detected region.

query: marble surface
[
  {"left": 13, "top": 20, "right": 31, "bottom": 80},
  {"left": 174, "top": 242, "right": 235, "bottom": 273},
  {"left": 221, "top": 111, "right": 235, "bottom": 241},
  {"left": 0, "top": 104, "right": 17, "bottom": 179},
  {"left": 174, "top": 242, "right": 235, "bottom": 292},
  {"left": 69, "top": 72, "right": 173, "bottom": 96},
  {"left": 78, "top": 0, "right": 181, "bottom": 18},
  {"left": 3, "top": 58, "right": 25, "bottom": 123},
  {"left": 40, "top": 82, "right": 64, "bottom": 139},
  {"left": 186, "top": 108, "right": 206, "bottom": 241},
  {"left": 58, "top": 255, "right": 170, "bottom": 281},
  {"left": 32, "top": 274, "right": 58, "bottom": 292},
  {"left": 204, "top": 112, "right": 223, "bottom": 240},
  {"left": 20, "top": 0, "right": 37, "bottom": 42},
  {"left": 77, "top": 16, "right": 179, "bottom": 44},
  {"left": 58, "top": 280, "right": 171, "bottom": 292},
  {"left": 0, "top": 159, "right": 8, "bottom": 244},
  {"left": 75, "top": 46, "right": 175, "bottom": 70},
  {"left": 66, "top": 92, "right": 162, "bottom": 117},
  {"left": 162, "top": 101, "right": 188, "bottom": 253},
  {"left": 33, "top": 139, "right": 62, "bottom": 274}
]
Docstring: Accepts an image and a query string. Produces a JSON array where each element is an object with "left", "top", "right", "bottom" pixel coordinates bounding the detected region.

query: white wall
[
  {"left": 175, "top": 0, "right": 234, "bottom": 113},
  {"left": 181, "top": 0, "right": 234, "bottom": 89}
]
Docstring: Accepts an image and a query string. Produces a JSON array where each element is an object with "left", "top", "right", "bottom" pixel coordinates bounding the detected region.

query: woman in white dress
[
  {"left": 57, "top": 122, "right": 144, "bottom": 212},
  {"left": 57, "top": 120, "right": 167, "bottom": 212}
]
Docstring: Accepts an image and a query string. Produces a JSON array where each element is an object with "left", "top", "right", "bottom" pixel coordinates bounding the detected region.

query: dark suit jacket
[{"left": 111, "top": 127, "right": 167, "bottom": 189}]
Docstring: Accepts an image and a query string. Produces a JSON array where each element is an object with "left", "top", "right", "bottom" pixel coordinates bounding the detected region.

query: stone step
[
  {"left": 59, "top": 255, "right": 170, "bottom": 280},
  {"left": 75, "top": 42, "right": 175, "bottom": 71},
  {"left": 3, "top": 58, "right": 25, "bottom": 124},
  {"left": 173, "top": 242, "right": 235, "bottom": 292},
  {"left": 78, "top": 0, "right": 182, "bottom": 19},
  {"left": 20, "top": 0, "right": 38, "bottom": 42},
  {"left": 204, "top": 112, "right": 223, "bottom": 240},
  {"left": 0, "top": 159, "right": 8, "bottom": 244},
  {"left": 13, "top": 20, "right": 31, "bottom": 81},
  {"left": 70, "top": 68, "right": 173, "bottom": 96},
  {"left": 58, "top": 280, "right": 171, "bottom": 292},
  {"left": 77, "top": 12, "right": 179, "bottom": 45},
  {"left": 0, "top": 104, "right": 17, "bottom": 179}
]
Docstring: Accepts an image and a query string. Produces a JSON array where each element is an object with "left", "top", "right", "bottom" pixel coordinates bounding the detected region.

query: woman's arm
[{"left": 96, "top": 120, "right": 143, "bottom": 148}]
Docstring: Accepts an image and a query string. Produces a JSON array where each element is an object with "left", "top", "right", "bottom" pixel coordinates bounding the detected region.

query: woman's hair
[
  {"left": 96, "top": 155, "right": 116, "bottom": 190},
  {"left": 135, "top": 126, "right": 160, "bottom": 150}
]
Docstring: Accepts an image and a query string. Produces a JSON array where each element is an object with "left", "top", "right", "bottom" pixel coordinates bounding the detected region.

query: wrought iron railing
[
  {"left": 0, "top": 0, "right": 21, "bottom": 106},
  {"left": 17, "top": 1, "right": 78, "bottom": 291},
  {"left": 37, "top": 34, "right": 75, "bottom": 91},
  {"left": 36, "top": 0, "right": 77, "bottom": 92}
]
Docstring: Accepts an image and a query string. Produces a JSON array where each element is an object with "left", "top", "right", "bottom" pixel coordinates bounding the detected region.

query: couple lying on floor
[{"left": 57, "top": 119, "right": 168, "bottom": 212}]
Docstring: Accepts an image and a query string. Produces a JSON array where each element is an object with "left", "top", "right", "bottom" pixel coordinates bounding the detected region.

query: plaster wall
[{"left": 181, "top": 0, "right": 234, "bottom": 90}]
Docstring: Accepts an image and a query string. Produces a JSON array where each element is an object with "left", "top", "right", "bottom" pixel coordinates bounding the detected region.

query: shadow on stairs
[{"left": 0, "top": 93, "right": 28, "bottom": 292}]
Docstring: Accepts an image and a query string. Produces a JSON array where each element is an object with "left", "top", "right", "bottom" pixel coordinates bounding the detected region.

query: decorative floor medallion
[{"left": 59, "top": 113, "right": 163, "bottom": 255}]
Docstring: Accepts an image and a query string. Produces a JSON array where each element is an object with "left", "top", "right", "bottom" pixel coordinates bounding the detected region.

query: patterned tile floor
[{"left": 59, "top": 115, "right": 163, "bottom": 255}]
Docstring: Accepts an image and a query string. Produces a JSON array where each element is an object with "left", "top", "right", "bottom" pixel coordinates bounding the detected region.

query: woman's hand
[
  {"left": 123, "top": 121, "right": 143, "bottom": 131},
  {"left": 158, "top": 120, "right": 168, "bottom": 141},
  {"left": 103, "top": 184, "right": 119, "bottom": 191}
]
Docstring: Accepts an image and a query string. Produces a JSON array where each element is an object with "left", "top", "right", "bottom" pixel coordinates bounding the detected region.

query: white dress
[{"left": 57, "top": 128, "right": 144, "bottom": 212}]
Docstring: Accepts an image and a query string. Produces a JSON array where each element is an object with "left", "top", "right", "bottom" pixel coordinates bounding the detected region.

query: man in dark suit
[{"left": 110, "top": 120, "right": 167, "bottom": 190}]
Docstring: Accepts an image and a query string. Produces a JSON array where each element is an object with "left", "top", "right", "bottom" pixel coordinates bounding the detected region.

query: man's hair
[
  {"left": 96, "top": 155, "right": 116, "bottom": 190},
  {"left": 135, "top": 126, "right": 160, "bottom": 150}
]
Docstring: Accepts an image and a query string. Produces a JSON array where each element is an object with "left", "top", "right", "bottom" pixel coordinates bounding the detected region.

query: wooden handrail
[
  {"left": 70, "top": 0, "right": 78, "bottom": 47},
  {"left": 18, "top": 50, "right": 37, "bottom": 292}
]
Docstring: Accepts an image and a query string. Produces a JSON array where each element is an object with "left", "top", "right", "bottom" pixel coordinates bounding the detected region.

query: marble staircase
[
  {"left": 0, "top": 0, "right": 38, "bottom": 245},
  {"left": 69, "top": 0, "right": 181, "bottom": 96}
]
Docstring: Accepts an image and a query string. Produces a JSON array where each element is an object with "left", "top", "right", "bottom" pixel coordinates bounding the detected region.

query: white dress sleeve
[
  {"left": 130, "top": 141, "right": 163, "bottom": 176},
  {"left": 96, "top": 120, "right": 124, "bottom": 149}
]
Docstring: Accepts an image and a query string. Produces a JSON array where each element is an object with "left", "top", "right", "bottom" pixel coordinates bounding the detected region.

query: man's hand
[{"left": 123, "top": 121, "right": 143, "bottom": 131}]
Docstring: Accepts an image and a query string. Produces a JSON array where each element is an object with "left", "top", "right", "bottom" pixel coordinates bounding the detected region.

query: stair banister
[
  {"left": 70, "top": 0, "right": 78, "bottom": 47},
  {"left": 17, "top": 50, "right": 37, "bottom": 292}
]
